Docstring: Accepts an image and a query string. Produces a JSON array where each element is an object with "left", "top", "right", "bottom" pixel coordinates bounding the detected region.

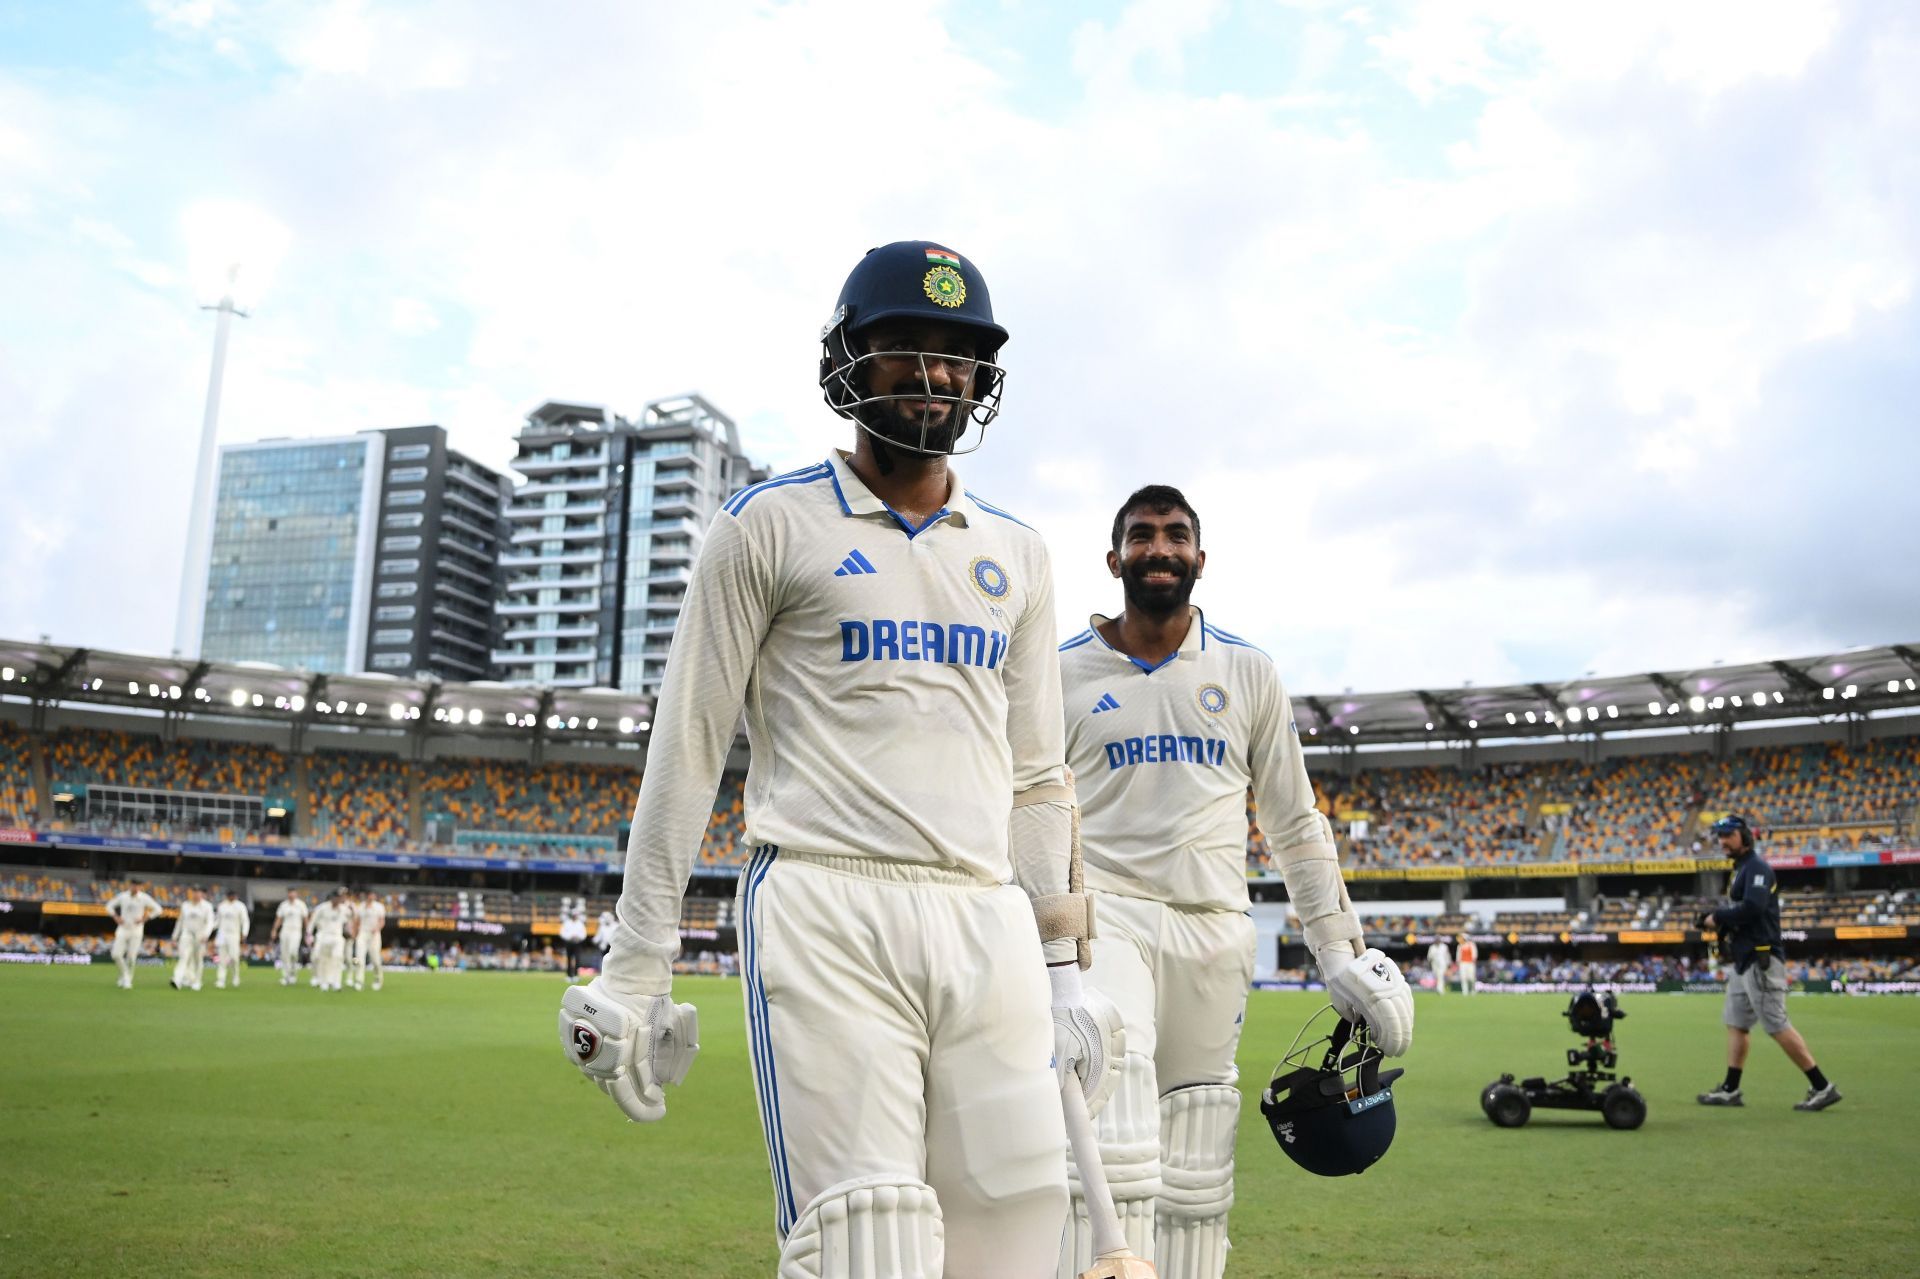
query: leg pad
[{"left": 779, "top": 1176, "right": 943, "bottom": 1279}]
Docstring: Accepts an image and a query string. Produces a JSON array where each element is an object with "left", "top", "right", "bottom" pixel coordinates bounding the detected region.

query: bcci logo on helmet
[
  {"left": 570, "top": 1021, "right": 601, "bottom": 1064},
  {"left": 923, "top": 264, "right": 966, "bottom": 308}
]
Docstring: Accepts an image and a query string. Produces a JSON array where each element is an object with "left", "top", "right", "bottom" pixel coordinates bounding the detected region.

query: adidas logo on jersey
[
  {"left": 833, "top": 549, "right": 878, "bottom": 577},
  {"left": 1090, "top": 692, "right": 1121, "bottom": 714}
]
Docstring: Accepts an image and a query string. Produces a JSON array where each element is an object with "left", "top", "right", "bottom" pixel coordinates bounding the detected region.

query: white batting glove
[
  {"left": 559, "top": 977, "right": 700, "bottom": 1122},
  {"left": 1050, "top": 965, "right": 1125, "bottom": 1119},
  {"left": 1325, "top": 948, "right": 1415, "bottom": 1056}
]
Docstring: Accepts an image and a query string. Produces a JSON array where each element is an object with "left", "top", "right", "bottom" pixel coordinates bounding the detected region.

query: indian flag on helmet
[{"left": 925, "top": 247, "right": 961, "bottom": 268}]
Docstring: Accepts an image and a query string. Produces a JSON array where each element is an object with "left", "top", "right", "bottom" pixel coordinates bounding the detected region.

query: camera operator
[{"left": 1696, "top": 815, "right": 1840, "bottom": 1112}]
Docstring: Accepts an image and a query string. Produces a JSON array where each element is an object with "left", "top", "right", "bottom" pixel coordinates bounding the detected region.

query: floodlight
[
  {"left": 1844, "top": 685, "right": 1857, "bottom": 698},
  {"left": 1710, "top": 697, "right": 1724, "bottom": 710},
  {"left": 355, "top": 702, "right": 368, "bottom": 715},
  {"left": 1425, "top": 721, "right": 1434, "bottom": 731},
  {"left": 1467, "top": 720, "right": 1477, "bottom": 729},
  {"left": 1823, "top": 687, "right": 1835, "bottom": 700},
  {"left": 1891, "top": 680, "right": 1902, "bottom": 694},
  {"left": 91, "top": 678, "right": 102, "bottom": 690},
  {"left": 169, "top": 685, "right": 182, "bottom": 699},
  {"left": 448, "top": 707, "right": 465, "bottom": 725},
  {"left": 1567, "top": 707, "right": 1582, "bottom": 723},
  {"left": 1, "top": 666, "right": 12, "bottom": 680},
  {"left": 637, "top": 719, "right": 652, "bottom": 731},
  {"left": 1907, "top": 679, "right": 1916, "bottom": 693},
  {"left": 469, "top": 709, "right": 483, "bottom": 726},
  {"left": 1349, "top": 725, "right": 1358, "bottom": 735},
  {"left": 1505, "top": 712, "right": 1517, "bottom": 725},
  {"left": 546, "top": 715, "right": 561, "bottom": 730},
  {"left": 1689, "top": 696, "right": 1706, "bottom": 712},
  {"left": 1524, "top": 711, "right": 1536, "bottom": 724},
  {"left": 1607, "top": 705, "right": 1618, "bottom": 718},
  {"left": 389, "top": 703, "right": 404, "bottom": 719},
  {"left": 317, "top": 701, "right": 331, "bottom": 714},
  {"left": 586, "top": 717, "right": 598, "bottom": 730},
  {"left": 290, "top": 695, "right": 304, "bottom": 712},
  {"left": 231, "top": 689, "right": 248, "bottom": 706},
  {"left": 251, "top": 693, "right": 263, "bottom": 707},
  {"left": 619, "top": 716, "right": 634, "bottom": 733},
  {"left": 567, "top": 716, "right": 580, "bottom": 729},
  {"left": 128, "top": 680, "right": 139, "bottom": 694}
]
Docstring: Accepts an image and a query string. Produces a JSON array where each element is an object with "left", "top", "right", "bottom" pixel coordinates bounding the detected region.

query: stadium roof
[{"left": 1, "top": 638, "right": 1917, "bottom": 749}]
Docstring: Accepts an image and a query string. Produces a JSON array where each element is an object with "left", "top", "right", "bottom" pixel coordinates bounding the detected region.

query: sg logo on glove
[{"left": 570, "top": 1021, "right": 602, "bottom": 1064}]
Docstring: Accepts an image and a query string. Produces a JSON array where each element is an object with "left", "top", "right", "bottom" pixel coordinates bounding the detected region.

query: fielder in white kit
[
  {"left": 213, "top": 889, "right": 250, "bottom": 988},
  {"left": 171, "top": 886, "right": 215, "bottom": 992},
  {"left": 559, "top": 241, "right": 1120, "bottom": 1278},
  {"left": 275, "top": 890, "right": 309, "bottom": 985},
  {"left": 1057, "top": 486, "right": 1415, "bottom": 1278},
  {"left": 351, "top": 890, "right": 386, "bottom": 991},
  {"left": 106, "top": 881, "right": 163, "bottom": 989},
  {"left": 309, "top": 889, "right": 350, "bottom": 992},
  {"left": 1426, "top": 937, "right": 1452, "bottom": 997}
]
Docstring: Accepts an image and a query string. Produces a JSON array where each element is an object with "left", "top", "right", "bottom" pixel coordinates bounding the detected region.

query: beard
[
  {"left": 1119, "top": 558, "right": 1197, "bottom": 618},
  {"left": 860, "top": 376, "right": 969, "bottom": 454}
]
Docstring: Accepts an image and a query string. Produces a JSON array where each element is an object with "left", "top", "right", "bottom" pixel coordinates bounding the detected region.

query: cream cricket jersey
[
  {"left": 1060, "top": 607, "right": 1333, "bottom": 914},
  {"left": 355, "top": 900, "right": 387, "bottom": 934},
  {"left": 175, "top": 898, "right": 215, "bottom": 939},
  {"left": 310, "top": 902, "right": 349, "bottom": 940},
  {"left": 608, "top": 449, "right": 1066, "bottom": 995},
  {"left": 275, "top": 898, "right": 308, "bottom": 940},
  {"left": 215, "top": 900, "right": 250, "bottom": 939},
  {"left": 107, "top": 890, "right": 161, "bottom": 928}
]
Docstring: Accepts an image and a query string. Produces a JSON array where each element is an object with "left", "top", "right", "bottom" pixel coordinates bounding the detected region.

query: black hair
[{"left": 1111, "top": 484, "right": 1201, "bottom": 553}]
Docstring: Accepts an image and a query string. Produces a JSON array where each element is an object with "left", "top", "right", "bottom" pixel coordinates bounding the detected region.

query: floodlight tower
[{"left": 173, "top": 264, "right": 247, "bottom": 659}]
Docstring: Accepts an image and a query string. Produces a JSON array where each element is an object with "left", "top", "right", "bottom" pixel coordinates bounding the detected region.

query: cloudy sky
[{"left": 2, "top": 0, "right": 1914, "bottom": 696}]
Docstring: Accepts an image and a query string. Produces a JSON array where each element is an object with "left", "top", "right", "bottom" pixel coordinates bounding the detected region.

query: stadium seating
[
  {"left": 303, "top": 749, "right": 412, "bottom": 848},
  {"left": 0, "top": 720, "right": 36, "bottom": 826}
]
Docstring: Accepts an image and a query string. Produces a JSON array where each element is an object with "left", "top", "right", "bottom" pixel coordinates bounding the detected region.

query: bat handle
[{"left": 1061, "top": 1071, "right": 1128, "bottom": 1259}]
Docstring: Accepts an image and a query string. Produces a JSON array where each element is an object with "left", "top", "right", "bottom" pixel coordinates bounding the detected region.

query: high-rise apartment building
[
  {"left": 494, "top": 395, "right": 768, "bottom": 695},
  {"left": 364, "top": 426, "right": 511, "bottom": 679},
  {"left": 193, "top": 427, "right": 507, "bottom": 678}
]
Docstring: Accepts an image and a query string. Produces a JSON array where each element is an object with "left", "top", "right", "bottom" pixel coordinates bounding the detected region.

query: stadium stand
[
  {"left": 0, "top": 719, "right": 35, "bottom": 826},
  {"left": 303, "top": 748, "right": 412, "bottom": 848}
]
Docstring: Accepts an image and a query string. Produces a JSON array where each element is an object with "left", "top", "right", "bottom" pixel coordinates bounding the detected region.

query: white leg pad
[
  {"left": 1155, "top": 1084, "right": 1240, "bottom": 1279},
  {"left": 1059, "top": 1052, "right": 1161, "bottom": 1278},
  {"left": 778, "top": 1175, "right": 943, "bottom": 1279}
]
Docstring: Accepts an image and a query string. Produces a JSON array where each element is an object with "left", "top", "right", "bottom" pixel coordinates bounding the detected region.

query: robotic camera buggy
[{"left": 1481, "top": 989, "right": 1646, "bottom": 1130}]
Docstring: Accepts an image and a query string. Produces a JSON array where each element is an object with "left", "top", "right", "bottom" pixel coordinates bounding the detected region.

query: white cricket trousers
[
  {"left": 173, "top": 933, "right": 209, "bottom": 989},
  {"left": 352, "top": 930, "right": 383, "bottom": 987},
  {"left": 736, "top": 845, "right": 1068, "bottom": 1278},
  {"left": 1459, "top": 962, "right": 1477, "bottom": 995},
  {"left": 214, "top": 934, "right": 243, "bottom": 987},
  {"left": 278, "top": 930, "right": 301, "bottom": 980},
  {"left": 1087, "top": 893, "right": 1255, "bottom": 1091},
  {"left": 314, "top": 935, "right": 346, "bottom": 989},
  {"left": 111, "top": 924, "right": 146, "bottom": 985}
]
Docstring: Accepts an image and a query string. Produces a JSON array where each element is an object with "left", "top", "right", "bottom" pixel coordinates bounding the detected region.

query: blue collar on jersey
[
  {"left": 825, "top": 449, "right": 975, "bottom": 538},
  {"left": 1079, "top": 605, "right": 1208, "bottom": 673}
]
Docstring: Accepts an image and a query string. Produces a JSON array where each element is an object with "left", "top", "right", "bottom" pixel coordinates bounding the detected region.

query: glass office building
[{"left": 198, "top": 437, "right": 382, "bottom": 672}]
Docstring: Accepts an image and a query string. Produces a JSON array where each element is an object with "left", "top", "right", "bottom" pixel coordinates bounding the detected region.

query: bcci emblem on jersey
[
  {"left": 1198, "top": 683, "right": 1230, "bottom": 715},
  {"left": 969, "top": 556, "right": 1010, "bottom": 600}
]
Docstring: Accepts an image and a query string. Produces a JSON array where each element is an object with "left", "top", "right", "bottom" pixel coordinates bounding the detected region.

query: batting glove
[
  {"left": 1050, "top": 965, "right": 1126, "bottom": 1119},
  {"left": 1325, "top": 948, "right": 1415, "bottom": 1056},
  {"left": 559, "top": 977, "right": 700, "bottom": 1122}
]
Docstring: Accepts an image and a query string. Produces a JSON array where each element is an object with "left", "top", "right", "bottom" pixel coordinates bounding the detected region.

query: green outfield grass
[{"left": 1, "top": 965, "right": 1914, "bottom": 1278}]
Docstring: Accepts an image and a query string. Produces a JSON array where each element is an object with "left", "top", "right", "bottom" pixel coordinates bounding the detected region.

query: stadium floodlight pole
[{"left": 173, "top": 264, "right": 248, "bottom": 659}]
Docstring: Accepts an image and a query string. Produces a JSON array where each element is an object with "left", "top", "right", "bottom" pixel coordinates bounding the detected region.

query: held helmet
[
  {"left": 1710, "top": 813, "right": 1755, "bottom": 853},
  {"left": 818, "top": 240, "right": 1009, "bottom": 456},
  {"left": 1259, "top": 1009, "right": 1404, "bottom": 1177}
]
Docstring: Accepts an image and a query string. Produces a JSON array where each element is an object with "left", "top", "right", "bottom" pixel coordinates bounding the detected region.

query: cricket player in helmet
[
  {"left": 1055, "top": 485, "right": 1414, "bottom": 1278},
  {"left": 562, "top": 240, "right": 1116, "bottom": 1277}
]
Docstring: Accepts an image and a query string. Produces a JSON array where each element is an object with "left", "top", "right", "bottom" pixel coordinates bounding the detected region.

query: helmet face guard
[
  {"left": 817, "top": 240, "right": 1010, "bottom": 457},
  {"left": 1260, "top": 1008, "right": 1404, "bottom": 1177},
  {"left": 819, "top": 315, "right": 1005, "bottom": 457}
]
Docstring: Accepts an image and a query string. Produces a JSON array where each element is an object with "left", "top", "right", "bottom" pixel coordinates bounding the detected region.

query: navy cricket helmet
[
  {"left": 818, "top": 240, "right": 1009, "bottom": 456},
  {"left": 1259, "top": 1010, "right": 1404, "bottom": 1177},
  {"left": 1710, "top": 813, "right": 1755, "bottom": 851}
]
